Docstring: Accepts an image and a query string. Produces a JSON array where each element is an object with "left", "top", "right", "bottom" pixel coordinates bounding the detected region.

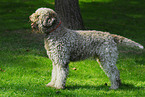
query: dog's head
[{"left": 29, "top": 8, "right": 57, "bottom": 33}]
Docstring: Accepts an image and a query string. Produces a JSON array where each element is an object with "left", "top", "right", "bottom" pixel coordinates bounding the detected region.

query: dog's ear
[{"left": 43, "top": 15, "right": 56, "bottom": 27}]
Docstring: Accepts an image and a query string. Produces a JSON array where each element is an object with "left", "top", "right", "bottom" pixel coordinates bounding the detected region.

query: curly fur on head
[{"left": 29, "top": 8, "right": 59, "bottom": 33}]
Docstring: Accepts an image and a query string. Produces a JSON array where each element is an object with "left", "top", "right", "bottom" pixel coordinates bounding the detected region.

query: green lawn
[{"left": 0, "top": 0, "right": 145, "bottom": 96}]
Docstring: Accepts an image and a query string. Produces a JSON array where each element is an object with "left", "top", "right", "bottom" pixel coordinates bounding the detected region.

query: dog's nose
[{"left": 29, "top": 15, "right": 32, "bottom": 19}]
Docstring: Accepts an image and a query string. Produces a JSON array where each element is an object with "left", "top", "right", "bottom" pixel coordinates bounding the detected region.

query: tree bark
[{"left": 55, "top": 0, "right": 85, "bottom": 30}]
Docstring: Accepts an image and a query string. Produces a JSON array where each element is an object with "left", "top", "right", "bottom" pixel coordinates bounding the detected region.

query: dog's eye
[
  {"left": 35, "top": 15, "right": 39, "bottom": 19},
  {"left": 32, "top": 15, "right": 39, "bottom": 23}
]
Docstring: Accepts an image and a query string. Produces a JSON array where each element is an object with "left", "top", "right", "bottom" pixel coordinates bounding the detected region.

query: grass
[{"left": 0, "top": 0, "right": 145, "bottom": 96}]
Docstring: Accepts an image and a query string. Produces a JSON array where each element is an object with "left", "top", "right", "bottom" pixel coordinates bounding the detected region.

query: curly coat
[{"left": 29, "top": 8, "right": 144, "bottom": 89}]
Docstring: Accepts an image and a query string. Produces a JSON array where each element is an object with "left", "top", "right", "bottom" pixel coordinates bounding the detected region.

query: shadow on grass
[
  {"left": 66, "top": 83, "right": 143, "bottom": 90},
  {"left": 0, "top": 0, "right": 54, "bottom": 31},
  {"left": 80, "top": 0, "right": 145, "bottom": 43},
  {"left": 0, "top": 29, "right": 50, "bottom": 69},
  {"left": 1, "top": 82, "right": 143, "bottom": 96},
  {"left": 0, "top": 29, "right": 46, "bottom": 56},
  {"left": 67, "top": 84, "right": 108, "bottom": 90},
  {"left": 120, "top": 83, "right": 144, "bottom": 90}
]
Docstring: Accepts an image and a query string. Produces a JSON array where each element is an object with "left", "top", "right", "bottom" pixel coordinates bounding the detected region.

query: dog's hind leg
[
  {"left": 97, "top": 43, "right": 121, "bottom": 89},
  {"left": 98, "top": 58, "right": 121, "bottom": 89}
]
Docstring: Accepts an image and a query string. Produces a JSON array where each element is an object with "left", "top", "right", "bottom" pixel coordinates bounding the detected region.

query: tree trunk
[{"left": 55, "top": 0, "right": 85, "bottom": 30}]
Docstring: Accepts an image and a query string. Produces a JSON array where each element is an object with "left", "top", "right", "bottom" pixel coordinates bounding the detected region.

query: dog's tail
[{"left": 111, "top": 34, "right": 144, "bottom": 49}]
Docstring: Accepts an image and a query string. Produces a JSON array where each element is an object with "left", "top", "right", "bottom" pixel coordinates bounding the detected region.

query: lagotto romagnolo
[{"left": 29, "top": 8, "right": 144, "bottom": 89}]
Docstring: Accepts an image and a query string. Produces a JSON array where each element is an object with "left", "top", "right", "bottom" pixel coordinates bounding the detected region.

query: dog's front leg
[
  {"left": 46, "top": 63, "right": 57, "bottom": 87},
  {"left": 54, "top": 63, "right": 69, "bottom": 89}
]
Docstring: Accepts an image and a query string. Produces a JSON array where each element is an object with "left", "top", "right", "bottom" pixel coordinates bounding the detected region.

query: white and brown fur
[{"left": 29, "top": 8, "right": 144, "bottom": 89}]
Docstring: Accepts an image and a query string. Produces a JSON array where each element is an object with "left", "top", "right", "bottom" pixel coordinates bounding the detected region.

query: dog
[{"left": 29, "top": 8, "right": 144, "bottom": 89}]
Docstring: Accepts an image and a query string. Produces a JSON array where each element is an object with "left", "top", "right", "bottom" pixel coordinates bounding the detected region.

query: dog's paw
[
  {"left": 54, "top": 85, "right": 65, "bottom": 90},
  {"left": 109, "top": 85, "right": 119, "bottom": 90},
  {"left": 109, "top": 79, "right": 121, "bottom": 89},
  {"left": 46, "top": 82, "right": 55, "bottom": 87}
]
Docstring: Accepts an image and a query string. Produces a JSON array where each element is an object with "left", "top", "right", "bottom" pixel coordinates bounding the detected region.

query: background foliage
[{"left": 0, "top": 0, "right": 145, "bottom": 96}]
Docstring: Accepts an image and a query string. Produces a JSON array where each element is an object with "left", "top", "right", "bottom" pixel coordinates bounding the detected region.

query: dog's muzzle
[{"left": 31, "top": 22, "right": 38, "bottom": 30}]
